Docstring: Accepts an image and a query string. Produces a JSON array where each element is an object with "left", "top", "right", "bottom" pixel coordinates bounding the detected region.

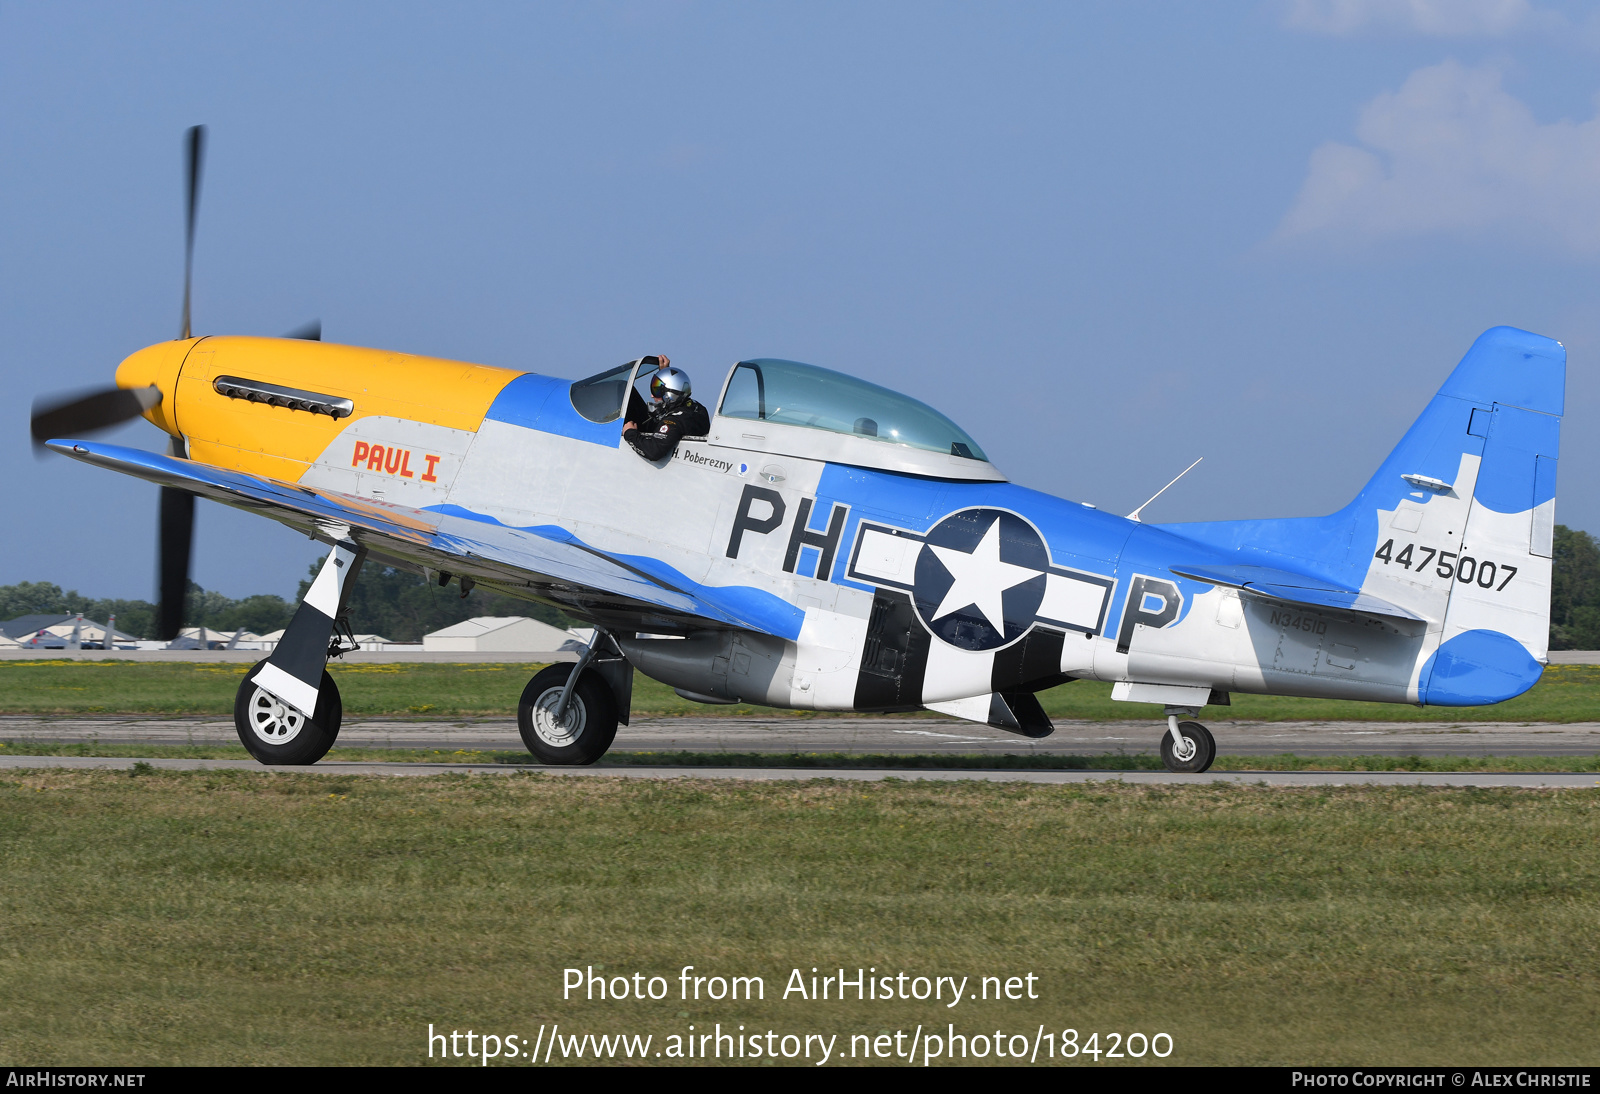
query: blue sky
[{"left": 6, "top": 0, "right": 1600, "bottom": 600}]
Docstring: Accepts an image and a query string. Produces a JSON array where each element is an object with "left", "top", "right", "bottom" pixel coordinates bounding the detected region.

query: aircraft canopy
[{"left": 718, "top": 359, "right": 988, "bottom": 462}]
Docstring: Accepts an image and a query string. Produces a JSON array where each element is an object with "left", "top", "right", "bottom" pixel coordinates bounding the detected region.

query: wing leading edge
[{"left": 48, "top": 440, "right": 802, "bottom": 638}]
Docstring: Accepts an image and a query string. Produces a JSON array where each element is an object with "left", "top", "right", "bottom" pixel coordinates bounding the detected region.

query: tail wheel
[
  {"left": 517, "top": 663, "right": 618, "bottom": 765},
  {"left": 234, "top": 661, "right": 342, "bottom": 766},
  {"left": 1160, "top": 720, "right": 1215, "bottom": 773}
]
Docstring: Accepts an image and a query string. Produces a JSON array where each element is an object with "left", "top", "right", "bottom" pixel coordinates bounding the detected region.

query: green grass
[
  {"left": 4, "top": 660, "right": 1600, "bottom": 720},
  {"left": 0, "top": 771, "right": 1596, "bottom": 1066},
  {"left": 5, "top": 740, "right": 1600, "bottom": 772}
]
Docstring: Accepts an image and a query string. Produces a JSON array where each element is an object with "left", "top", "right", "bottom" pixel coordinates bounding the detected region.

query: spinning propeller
[{"left": 29, "top": 126, "right": 321, "bottom": 640}]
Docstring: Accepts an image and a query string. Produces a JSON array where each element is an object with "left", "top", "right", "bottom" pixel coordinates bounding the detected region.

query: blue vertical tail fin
[{"left": 1164, "top": 326, "right": 1564, "bottom": 704}]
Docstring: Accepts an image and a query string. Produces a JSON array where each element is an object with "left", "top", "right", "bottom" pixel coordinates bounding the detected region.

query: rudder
[{"left": 1422, "top": 338, "right": 1561, "bottom": 702}]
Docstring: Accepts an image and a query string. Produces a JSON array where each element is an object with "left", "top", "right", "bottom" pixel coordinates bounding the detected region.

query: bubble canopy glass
[{"left": 718, "top": 359, "right": 988, "bottom": 462}]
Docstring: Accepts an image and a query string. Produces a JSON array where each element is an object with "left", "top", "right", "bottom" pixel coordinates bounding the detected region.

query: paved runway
[
  {"left": 2, "top": 752, "right": 1593, "bottom": 788},
  {"left": 5, "top": 714, "right": 1599, "bottom": 757}
]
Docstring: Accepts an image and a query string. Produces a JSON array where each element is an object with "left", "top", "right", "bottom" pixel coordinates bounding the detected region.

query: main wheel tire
[
  {"left": 517, "top": 663, "right": 618, "bottom": 765},
  {"left": 234, "top": 662, "right": 342, "bottom": 766},
  {"left": 1160, "top": 720, "right": 1215, "bottom": 773}
]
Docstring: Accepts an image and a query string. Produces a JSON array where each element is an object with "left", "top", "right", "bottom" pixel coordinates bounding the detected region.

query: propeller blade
[
  {"left": 157, "top": 436, "right": 195, "bottom": 642},
  {"left": 286, "top": 320, "right": 321, "bottom": 341},
  {"left": 157, "top": 487, "right": 194, "bottom": 642},
  {"left": 180, "top": 124, "right": 206, "bottom": 340},
  {"left": 30, "top": 386, "right": 162, "bottom": 450}
]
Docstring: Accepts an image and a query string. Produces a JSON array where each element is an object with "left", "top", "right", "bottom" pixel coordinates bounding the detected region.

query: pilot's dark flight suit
[{"left": 624, "top": 396, "right": 711, "bottom": 461}]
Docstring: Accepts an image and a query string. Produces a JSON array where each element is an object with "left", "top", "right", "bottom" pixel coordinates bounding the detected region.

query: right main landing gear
[
  {"left": 235, "top": 661, "right": 343, "bottom": 765},
  {"left": 517, "top": 663, "right": 619, "bottom": 765},
  {"left": 1160, "top": 712, "right": 1215, "bottom": 773}
]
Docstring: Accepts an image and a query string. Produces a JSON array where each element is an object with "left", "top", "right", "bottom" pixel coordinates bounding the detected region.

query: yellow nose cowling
[{"left": 114, "top": 338, "right": 198, "bottom": 437}]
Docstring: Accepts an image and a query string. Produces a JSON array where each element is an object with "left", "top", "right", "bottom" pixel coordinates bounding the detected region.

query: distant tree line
[
  {"left": 0, "top": 582, "right": 172, "bottom": 640},
  {"left": 1550, "top": 525, "right": 1600, "bottom": 650},
  {"left": 0, "top": 582, "right": 292, "bottom": 639},
  {"left": 9, "top": 527, "right": 1600, "bottom": 647},
  {"left": 0, "top": 561, "right": 572, "bottom": 642}
]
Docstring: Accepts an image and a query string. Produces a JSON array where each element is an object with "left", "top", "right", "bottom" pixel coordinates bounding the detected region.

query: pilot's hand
[{"left": 623, "top": 421, "right": 636, "bottom": 433}]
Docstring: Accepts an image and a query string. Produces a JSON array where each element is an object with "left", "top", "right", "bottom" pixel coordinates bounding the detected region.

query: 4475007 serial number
[{"left": 1373, "top": 539, "right": 1517, "bottom": 591}]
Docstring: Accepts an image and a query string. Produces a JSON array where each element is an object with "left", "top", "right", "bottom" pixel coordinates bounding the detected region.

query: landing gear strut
[{"left": 1159, "top": 705, "right": 1215, "bottom": 773}]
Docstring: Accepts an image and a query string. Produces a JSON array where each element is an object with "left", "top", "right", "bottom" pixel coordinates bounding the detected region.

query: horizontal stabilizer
[{"left": 1169, "top": 563, "right": 1425, "bottom": 623}]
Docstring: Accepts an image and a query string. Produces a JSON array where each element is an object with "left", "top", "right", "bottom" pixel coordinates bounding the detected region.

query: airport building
[
  {"left": 0, "top": 614, "right": 139, "bottom": 649},
  {"left": 422, "top": 616, "right": 585, "bottom": 653}
]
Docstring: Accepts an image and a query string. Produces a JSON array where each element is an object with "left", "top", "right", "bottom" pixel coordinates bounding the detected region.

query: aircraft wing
[
  {"left": 48, "top": 440, "right": 800, "bottom": 637},
  {"left": 1168, "top": 562, "right": 1425, "bottom": 623}
]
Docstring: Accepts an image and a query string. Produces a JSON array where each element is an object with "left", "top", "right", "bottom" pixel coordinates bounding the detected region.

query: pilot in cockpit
[{"left": 622, "top": 354, "right": 712, "bottom": 461}]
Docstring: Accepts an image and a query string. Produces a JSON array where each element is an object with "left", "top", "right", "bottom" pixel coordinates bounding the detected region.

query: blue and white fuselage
[
  {"left": 298, "top": 329, "right": 1560, "bottom": 725},
  {"left": 58, "top": 327, "right": 1562, "bottom": 737}
]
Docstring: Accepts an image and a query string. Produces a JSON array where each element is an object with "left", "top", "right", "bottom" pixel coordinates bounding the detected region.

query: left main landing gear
[{"left": 1159, "top": 711, "right": 1215, "bottom": 773}]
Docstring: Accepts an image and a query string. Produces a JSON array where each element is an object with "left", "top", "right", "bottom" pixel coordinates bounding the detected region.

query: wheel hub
[
  {"left": 1171, "top": 733, "right": 1196, "bottom": 762},
  {"left": 530, "top": 687, "right": 585, "bottom": 747},
  {"left": 247, "top": 685, "right": 305, "bottom": 745}
]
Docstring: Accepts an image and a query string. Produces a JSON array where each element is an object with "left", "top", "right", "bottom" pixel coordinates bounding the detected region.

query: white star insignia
[{"left": 925, "top": 518, "right": 1040, "bottom": 632}]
